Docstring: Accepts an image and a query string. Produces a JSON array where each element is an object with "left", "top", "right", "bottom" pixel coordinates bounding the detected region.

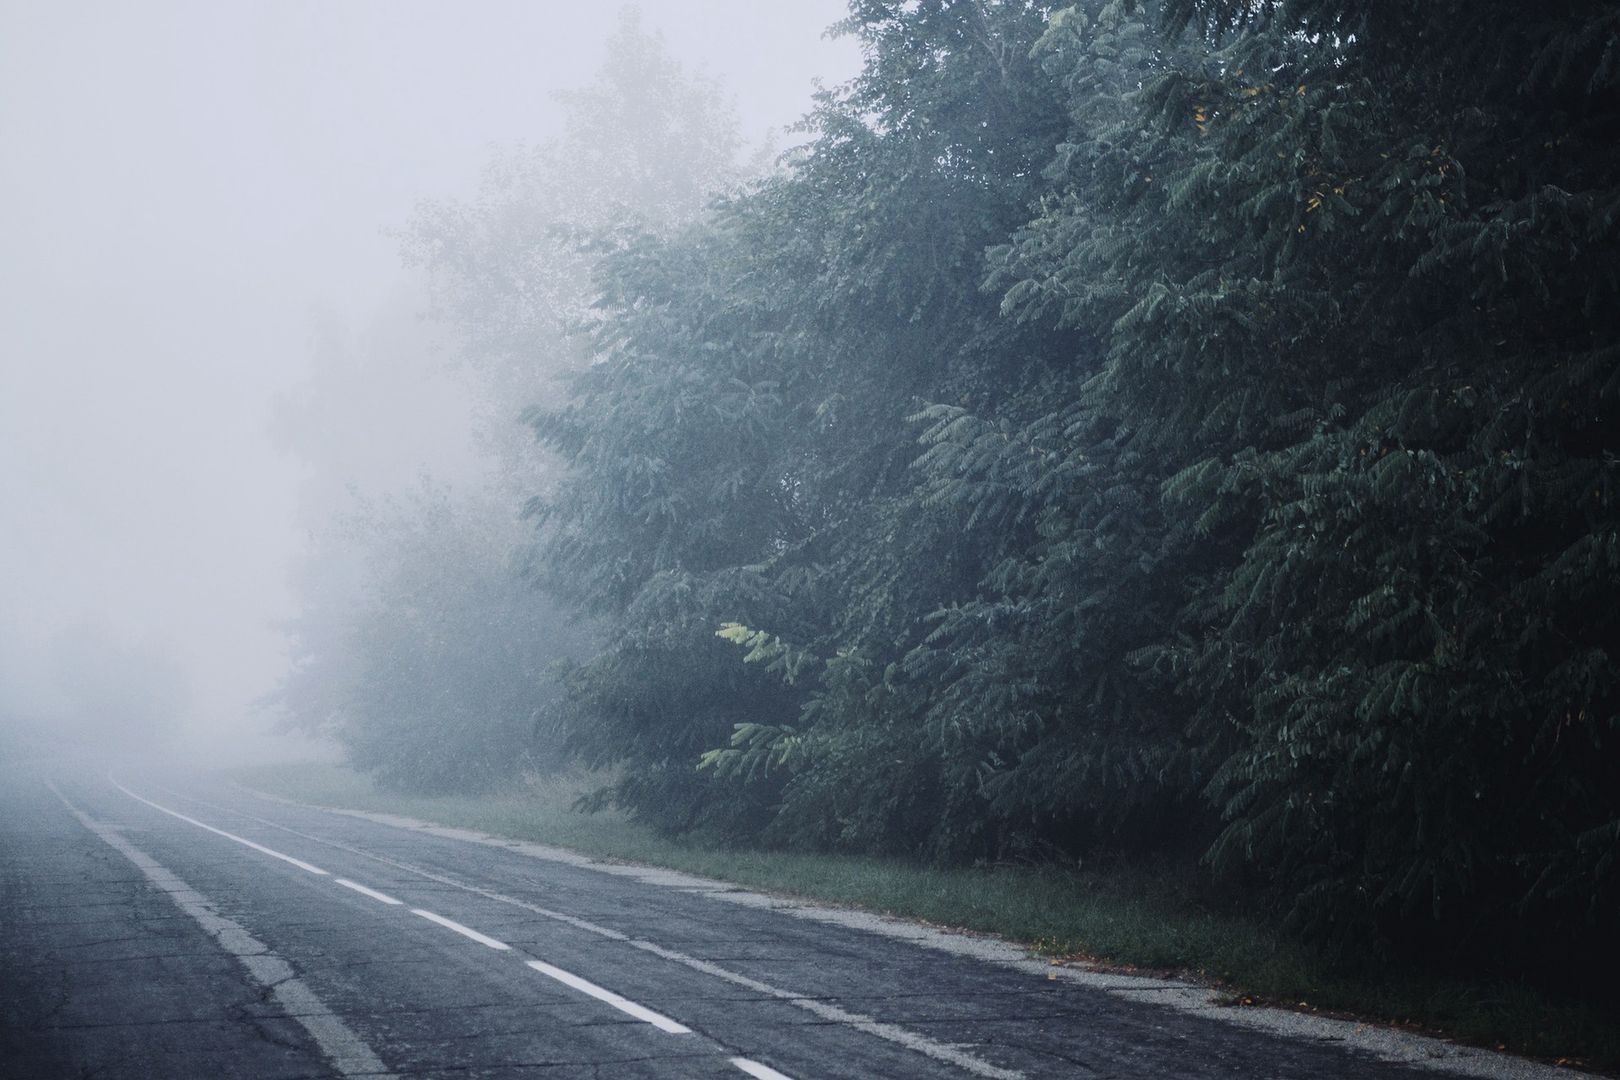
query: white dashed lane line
[
  {"left": 524, "top": 959, "right": 691, "bottom": 1033},
  {"left": 411, "top": 908, "right": 512, "bottom": 950},
  {"left": 106, "top": 777, "right": 711, "bottom": 1046},
  {"left": 731, "top": 1057, "right": 796, "bottom": 1080},
  {"left": 335, "top": 877, "right": 403, "bottom": 905},
  {"left": 138, "top": 778, "right": 1025, "bottom": 1079}
]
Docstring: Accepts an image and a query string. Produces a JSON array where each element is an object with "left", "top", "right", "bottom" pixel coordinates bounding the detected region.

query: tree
[
  {"left": 314, "top": 486, "right": 586, "bottom": 793},
  {"left": 398, "top": 8, "right": 748, "bottom": 485},
  {"left": 528, "top": 0, "right": 1095, "bottom": 855},
  {"left": 534, "top": 0, "right": 1620, "bottom": 975},
  {"left": 998, "top": 0, "right": 1620, "bottom": 965},
  {"left": 276, "top": 10, "right": 752, "bottom": 796}
]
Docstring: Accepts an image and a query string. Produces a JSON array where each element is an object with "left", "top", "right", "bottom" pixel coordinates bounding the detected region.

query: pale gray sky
[{"left": 0, "top": 0, "right": 859, "bottom": 744}]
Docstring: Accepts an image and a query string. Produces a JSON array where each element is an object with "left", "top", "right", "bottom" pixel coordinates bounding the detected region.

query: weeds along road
[{"left": 0, "top": 760, "right": 1571, "bottom": 1079}]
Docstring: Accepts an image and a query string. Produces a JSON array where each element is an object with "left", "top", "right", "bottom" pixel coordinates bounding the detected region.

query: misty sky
[{"left": 0, "top": 1, "right": 859, "bottom": 741}]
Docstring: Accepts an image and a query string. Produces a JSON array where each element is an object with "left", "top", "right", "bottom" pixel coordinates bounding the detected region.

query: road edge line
[
  {"left": 233, "top": 783, "right": 1570, "bottom": 1080},
  {"left": 45, "top": 781, "right": 395, "bottom": 1080}
]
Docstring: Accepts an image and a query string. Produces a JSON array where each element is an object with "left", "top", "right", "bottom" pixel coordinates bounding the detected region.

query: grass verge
[{"left": 231, "top": 760, "right": 1617, "bottom": 1074}]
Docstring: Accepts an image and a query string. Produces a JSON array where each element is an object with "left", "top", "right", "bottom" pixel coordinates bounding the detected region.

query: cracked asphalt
[{"left": 0, "top": 760, "right": 1511, "bottom": 1078}]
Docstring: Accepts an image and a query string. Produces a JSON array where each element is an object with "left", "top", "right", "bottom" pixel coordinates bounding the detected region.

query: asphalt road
[{"left": 0, "top": 761, "right": 1558, "bottom": 1079}]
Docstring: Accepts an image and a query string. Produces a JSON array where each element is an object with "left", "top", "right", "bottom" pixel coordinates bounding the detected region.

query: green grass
[{"left": 232, "top": 760, "right": 1618, "bottom": 1074}]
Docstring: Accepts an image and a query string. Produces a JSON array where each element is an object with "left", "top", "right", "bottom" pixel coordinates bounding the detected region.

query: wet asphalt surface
[{"left": 0, "top": 760, "right": 1434, "bottom": 1079}]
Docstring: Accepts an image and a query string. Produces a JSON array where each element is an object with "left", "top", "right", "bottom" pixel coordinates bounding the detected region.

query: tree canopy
[
  {"left": 287, "top": 0, "right": 1620, "bottom": 980},
  {"left": 521, "top": 0, "right": 1620, "bottom": 974}
]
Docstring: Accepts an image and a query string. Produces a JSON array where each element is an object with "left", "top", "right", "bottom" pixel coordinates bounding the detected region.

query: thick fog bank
[{"left": 0, "top": 1, "right": 857, "bottom": 764}]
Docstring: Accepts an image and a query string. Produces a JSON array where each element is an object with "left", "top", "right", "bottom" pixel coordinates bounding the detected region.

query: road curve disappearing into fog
[{"left": 0, "top": 761, "right": 1572, "bottom": 1079}]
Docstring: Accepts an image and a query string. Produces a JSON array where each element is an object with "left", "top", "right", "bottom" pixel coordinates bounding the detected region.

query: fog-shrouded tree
[
  {"left": 526, "top": 0, "right": 1089, "bottom": 850},
  {"left": 274, "top": 10, "right": 753, "bottom": 794},
  {"left": 525, "top": 0, "right": 1619, "bottom": 981},
  {"left": 276, "top": 0, "right": 1618, "bottom": 983},
  {"left": 280, "top": 484, "right": 588, "bottom": 794},
  {"left": 398, "top": 7, "right": 751, "bottom": 487}
]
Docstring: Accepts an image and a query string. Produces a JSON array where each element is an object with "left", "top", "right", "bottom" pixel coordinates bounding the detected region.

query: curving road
[{"left": 0, "top": 761, "right": 1569, "bottom": 1079}]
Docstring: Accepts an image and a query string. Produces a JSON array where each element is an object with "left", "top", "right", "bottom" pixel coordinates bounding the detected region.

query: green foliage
[
  {"left": 524, "top": 0, "right": 1095, "bottom": 858},
  {"left": 464, "top": 0, "right": 1620, "bottom": 984},
  {"left": 998, "top": 0, "right": 1620, "bottom": 966}
]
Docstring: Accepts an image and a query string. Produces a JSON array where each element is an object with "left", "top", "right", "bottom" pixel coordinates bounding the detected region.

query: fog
[{"left": 0, "top": 0, "right": 858, "bottom": 762}]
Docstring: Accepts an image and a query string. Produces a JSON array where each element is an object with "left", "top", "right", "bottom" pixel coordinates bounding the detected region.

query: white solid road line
[
  {"left": 412, "top": 908, "right": 512, "bottom": 950},
  {"left": 731, "top": 1057, "right": 797, "bottom": 1080},
  {"left": 48, "top": 782, "right": 396, "bottom": 1079},
  {"left": 524, "top": 960, "right": 691, "bottom": 1034},
  {"left": 335, "top": 877, "right": 403, "bottom": 905},
  {"left": 109, "top": 776, "right": 329, "bottom": 876}
]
